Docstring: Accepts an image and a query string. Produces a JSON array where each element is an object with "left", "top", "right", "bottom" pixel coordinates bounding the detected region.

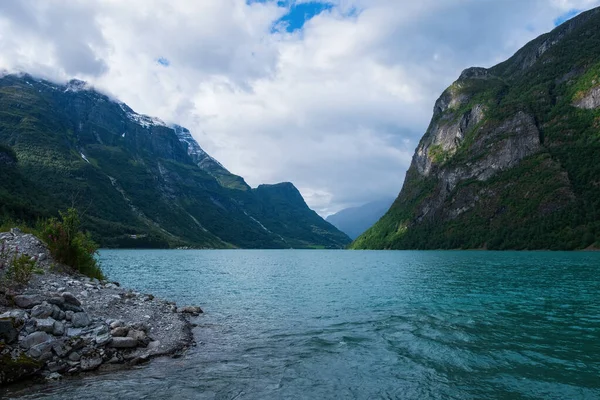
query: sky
[{"left": 0, "top": 0, "right": 599, "bottom": 216}]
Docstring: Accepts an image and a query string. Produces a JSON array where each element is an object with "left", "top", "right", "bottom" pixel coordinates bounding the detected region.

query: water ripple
[{"left": 3, "top": 250, "right": 600, "bottom": 399}]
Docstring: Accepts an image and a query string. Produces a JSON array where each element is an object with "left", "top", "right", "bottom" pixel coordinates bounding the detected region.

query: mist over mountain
[
  {"left": 326, "top": 198, "right": 395, "bottom": 240},
  {"left": 0, "top": 73, "right": 350, "bottom": 249}
]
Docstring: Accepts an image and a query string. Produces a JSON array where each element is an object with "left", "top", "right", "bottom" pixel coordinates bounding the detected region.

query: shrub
[
  {"left": 42, "top": 208, "right": 104, "bottom": 280},
  {"left": 6, "top": 252, "right": 41, "bottom": 285}
]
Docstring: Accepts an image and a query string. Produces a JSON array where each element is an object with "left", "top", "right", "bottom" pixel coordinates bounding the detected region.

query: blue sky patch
[
  {"left": 248, "top": 0, "right": 334, "bottom": 33},
  {"left": 157, "top": 57, "right": 170, "bottom": 67},
  {"left": 276, "top": 2, "right": 333, "bottom": 32},
  {"left": 554, "top": 9, "right": 581, "bottom": 26}
]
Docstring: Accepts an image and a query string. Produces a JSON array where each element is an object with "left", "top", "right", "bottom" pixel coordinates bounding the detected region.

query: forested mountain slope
[
  {"left": 353, "top": 8, "right": 600, "bottom": 250},
  {"left": 0, "top": 74, "right": 350, "bottom": 249}
]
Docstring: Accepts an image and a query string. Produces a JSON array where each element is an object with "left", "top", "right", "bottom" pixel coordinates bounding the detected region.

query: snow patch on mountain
[
  {"left": 117, "top": 103, "right": 166, "bottom": 129},
  {"left": 171, "top": 124, "right": 228, "bottom": 172}
]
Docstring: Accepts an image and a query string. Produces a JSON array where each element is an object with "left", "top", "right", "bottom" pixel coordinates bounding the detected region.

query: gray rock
[
  {"left": 111, "top": 326, "right": 128, "bottom": 337},
  {"left": 52, "top": 342, "right": 70, "bottom": 357},
  {"left": 35, "top": 318, "right": 56, "bottom": 333},
  {"left": 52, "top": 321, "right": 65, "bottom": 336},
  {"left": 28, "top": 342, "right": 54, "bottom": 361},
  {"left": 93, "top": 325, "right": 109, "bottom": 335},
  {"left": 24, "top": 318, "right": 38, "bottom": 334},
  {"left": 50, "top": 305, "right": 62, "bottom": 320},
  {"left": 13, "top": 295, "right": 43, "bottom": 309},
  {"left": 61, "top": 292, "right": 81, "bottom": 306},
  {"left": 0, "top": 318, "right": 18, "bottom": 344},
  {"left": 109, "top": 337, "right": 138, "bottom": 348},
  {"left": 45, "top": 372, "right": 62, "bottom": 381},
  {"left": 179, "top": 306, "right": 203, "bottom": 315},
  {"left": 65, "top": 311, "right": 74, "bottom": 321},
  {"left": 127, "top": 329, "right": 149, "bottom": 346},
  {"left": 110, "top": 320, "right": 124, "bottom": 329},
  {"left": 21, "top": 331, "right": 51, "bottom": 349},
  {"left": 71, "top": 312, "right": 91, "bottom": 328},
  {"left": 0, "top": 310, "right": 29, "bottom": 325},
  {"left": 48, "top": 296, "right": 65, "bottom": 306},
  {"left": 80, "top": 290, "right": 89, "bottom": 298},
  {"left": 68, "top": 351, "right": 81, "bottom": 361},
  {"left": 31, "top": 303, "right": 53, "bottom": 319},
  {"left": 60, "top": 302, "right": 83, "bottom": 313},
  {"left": 67, "top": 328, "right": 83, "bottom": 337},
  {"left": 131, "top": 321, "right": 150, "bottom": 333},
  {"left": 80, "top": 357, "right": 102, "bottom": 371},
  {"left": 147, "top": 340, "right": 161, "bottom": 350},
  {"left": 95, "top": 334, "right": 112, "bottom": 346},
  {"left": 47, "top": 361, "right": 67, "bottom": 373}
]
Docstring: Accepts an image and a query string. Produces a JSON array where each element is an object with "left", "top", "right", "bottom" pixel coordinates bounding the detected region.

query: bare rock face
[
  {"left": 413, "top": 111, "right": 542, "bottom": 223},
  {"left": 573, "top": 85, "right": 600, "bottom": 109}
]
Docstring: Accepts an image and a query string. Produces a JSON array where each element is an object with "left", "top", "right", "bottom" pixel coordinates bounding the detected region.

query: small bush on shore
[
  {"left": 42, "top": 208, "right": 104, "bottom": 280},
  {"left": 6, "top": 253, "right": 42, "bottom": 285}
]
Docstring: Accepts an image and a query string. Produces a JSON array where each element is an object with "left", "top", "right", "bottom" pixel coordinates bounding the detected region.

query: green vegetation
[
  {"left": 5, "top": 253, "right": 42, "bottom": 285},
  {"left": 427, "top": 144, "right": 450, "bottom": 164},
  {"left": 41, "top": 208, "right": 104, "bottom": 279},
  {"left": 0, "top": 74, "right": 350, "bottom": 249},
  {"left": 353, "top": 8, "right": 600, "bottom": 250}
]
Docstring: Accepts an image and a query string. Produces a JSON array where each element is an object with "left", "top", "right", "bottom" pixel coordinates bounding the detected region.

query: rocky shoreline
[{"left": 0, "top": 229, "right": 202, "bottom": 386}]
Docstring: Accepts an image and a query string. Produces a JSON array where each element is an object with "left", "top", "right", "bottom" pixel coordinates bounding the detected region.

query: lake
[{"left": 4, "top": 250, "right": 600, "bottom": 399}]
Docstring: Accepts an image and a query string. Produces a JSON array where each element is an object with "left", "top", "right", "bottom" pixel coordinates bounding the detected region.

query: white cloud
[{"left": 0, "top": 0, "right": 599, "bottom": 215}]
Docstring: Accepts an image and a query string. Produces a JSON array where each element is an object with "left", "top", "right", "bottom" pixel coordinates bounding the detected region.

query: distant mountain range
[
  {"left": 352, "top": 7, "right": 600, "bottom": 250},
  {"left": 326, "top": 198, "right": 395, "bottom": 239},
  {"left": 0, "top": 73, "right": 350, "bottom": 249}
]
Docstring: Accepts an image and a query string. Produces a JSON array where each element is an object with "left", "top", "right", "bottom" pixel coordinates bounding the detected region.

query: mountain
[
  {"left": 0, "top": 73, "right": 350, "bottom": 249},
  {"left": 326, "top": 198, "right": 395, "bottom": 239},
  {"left": 352, "top": 8, "right": 600, "bottom": 250}
]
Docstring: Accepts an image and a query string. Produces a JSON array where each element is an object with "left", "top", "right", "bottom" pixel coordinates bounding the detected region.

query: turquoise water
[{"left": 5, "top": 250, "right": 600, "bottom": 399}]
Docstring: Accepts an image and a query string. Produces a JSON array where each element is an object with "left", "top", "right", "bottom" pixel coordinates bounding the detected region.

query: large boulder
[{"left": 13, "top": 295, "right": 43, "bottom": 309}]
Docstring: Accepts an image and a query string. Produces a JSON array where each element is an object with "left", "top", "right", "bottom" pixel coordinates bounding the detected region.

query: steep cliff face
[
  {"left": 353, "top": 7, "right": 600, "bottom": 250},
  {"left": 0, "top": 74, "right": 350, "bottom": 249}
]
